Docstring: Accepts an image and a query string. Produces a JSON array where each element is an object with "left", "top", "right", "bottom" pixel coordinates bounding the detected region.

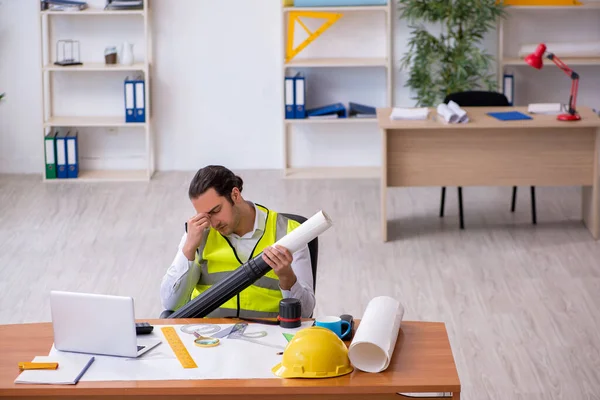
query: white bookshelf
[
  {"left": 497, "top": 3, "right": 600, "bottom": 92},
  {"left": 40, "top": 0, "right": 153, "bottom": 182},
  {"left": 281, "top": 2, "right": 393, "bottom": 179}
]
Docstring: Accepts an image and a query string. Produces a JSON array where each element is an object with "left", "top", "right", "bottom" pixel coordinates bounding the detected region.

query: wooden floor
[{"left": 1, "top": 171, "right": 600, "bottom": 399}]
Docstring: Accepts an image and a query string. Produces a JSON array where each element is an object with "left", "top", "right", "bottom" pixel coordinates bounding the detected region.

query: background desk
[
  {"left": 0, "top": 318, "right": 460, "bottom": 400},
  {"left": 377, "top": 106, "right": 600, "bottom": 242}
]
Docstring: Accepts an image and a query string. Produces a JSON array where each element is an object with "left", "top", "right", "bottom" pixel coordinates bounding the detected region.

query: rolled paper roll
[
  {"left": 447, "top": 100, "right": 469, "bottom": 123},
  {"left": 348, "top": 296, "right": 404, "bottom": 373},
  {"left": 437, "top": 103, "right": 459, "bottom": 123},
  {"left": 275, "top": 210, "right": 332, "bottom": 254}
]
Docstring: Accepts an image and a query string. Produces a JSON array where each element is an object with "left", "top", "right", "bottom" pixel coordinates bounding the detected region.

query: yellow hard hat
[{"left": 272, "top": 326, "right": 354, "bottom": 378}]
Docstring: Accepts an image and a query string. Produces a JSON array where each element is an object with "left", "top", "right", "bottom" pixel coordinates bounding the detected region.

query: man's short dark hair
[{"left": 188, "top": 165, "right": 243, "bottom": 204}]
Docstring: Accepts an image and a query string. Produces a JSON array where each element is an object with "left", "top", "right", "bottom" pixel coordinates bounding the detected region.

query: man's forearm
[{"left": 160, "top": 250, "right": 201, "bottom": 311}]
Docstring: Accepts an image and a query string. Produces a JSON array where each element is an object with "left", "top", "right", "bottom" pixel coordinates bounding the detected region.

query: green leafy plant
[{"left": 399, "top": 0, "right": 506, "bottom": 106}]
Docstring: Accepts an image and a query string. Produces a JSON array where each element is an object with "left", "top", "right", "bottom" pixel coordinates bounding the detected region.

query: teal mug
[{"left": 315, "top": 316, "right": 351, "bottom": 340}]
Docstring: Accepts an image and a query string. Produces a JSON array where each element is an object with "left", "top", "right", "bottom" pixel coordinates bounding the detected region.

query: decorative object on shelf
[
  {"left": 285, "top": 11, "right": 343, "bottom": 62},
  {"left": 499, "top": 0, "right": 581, "bottom": 5},
  {"left": 54, "top": 40, "right": 83, "bottom": 66},
  {"left": 525, "top": 43, "right": 581, "bottom": 121},
  {"left": 119, "top": 42, "right": 134, "bottom": 66},
  {"left": 399, "top": 0, "right": 505, "bottom": 106},
  {"left": 104, "top": 46, "right": 118, "bottom": 64}
]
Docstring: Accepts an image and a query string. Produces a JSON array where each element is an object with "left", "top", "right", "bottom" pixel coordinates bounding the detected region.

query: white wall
[
  {"left": 1, "top": 0, "right": 599, "bottom": 174},
  {"left": 0, "top": 0, "right": 43, "bottom": 173}
]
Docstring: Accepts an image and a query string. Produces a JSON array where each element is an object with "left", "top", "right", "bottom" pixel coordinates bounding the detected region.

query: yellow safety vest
[{"left": 190, "top": 204, "right": 301, "bottom": 318}]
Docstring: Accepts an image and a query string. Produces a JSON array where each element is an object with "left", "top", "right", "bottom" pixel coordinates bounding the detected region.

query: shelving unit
[
  {"left": 281, "top": 3, "right": 393, "bottom": 179},
  {"left": 39, "top": 0, "right": 153, "bottom": 182},
  {"left": 497, "top": 3, "right": 600, "bottom": 94}
]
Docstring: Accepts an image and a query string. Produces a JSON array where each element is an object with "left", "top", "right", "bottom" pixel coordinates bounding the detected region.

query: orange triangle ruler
[{"left": 286, "top": 11, "right": 343, "bottom": 62}]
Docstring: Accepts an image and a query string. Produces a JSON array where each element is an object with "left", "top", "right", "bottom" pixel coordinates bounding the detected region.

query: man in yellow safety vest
[{"left": 160, "top": 165, "right": 315, "bottom": 318}]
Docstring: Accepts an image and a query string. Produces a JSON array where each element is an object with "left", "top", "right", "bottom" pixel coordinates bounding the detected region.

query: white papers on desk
[
  {"left": 348, "top": 296, "right": 404, "bottom": 373},
  {"left": 390, "top": 107, "right": 429, "bottom": 120},
  {"left": 528, "top": 103, "right": 565, "bottom": 115},
  {"left": 14, "top": 354, "right": 94, "bottom": 385},
  {"left": 47, "top": 322, "right": 312, "bottom": 382}
]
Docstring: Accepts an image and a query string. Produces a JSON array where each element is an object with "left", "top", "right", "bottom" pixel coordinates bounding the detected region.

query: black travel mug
[{"left": 278, "top": 298, "right": 301, "bottom": 328}]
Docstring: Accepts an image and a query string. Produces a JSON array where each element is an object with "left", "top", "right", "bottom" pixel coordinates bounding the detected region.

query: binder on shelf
[
  {"left": 285, "top": 76, "right": 295, "bottom": 119},
  {"left": 307, "top": 102, "right": 347, "bottom": 118},
  {"left": 503, "top": 73, "right": 514, "bottom": 106},
  {"left": 134, "top": 80, "right": 146, "bottom": 123},
  {"left": 294, "top": 73, "right": 306, "bottom": 119},
  {"left": 66, "top": 130, "right": 79, "bottom": 179},
  {"left": 124, "top": 79, "right": 135, "bottom": 123},
  {"left": 55, "top": 129, "right": 68, "bottom": 179},
  {"left": 44, "top": 130, "right": 58, "bottom": 180},
  {"left": 349, "top": 102, "right": 376, "bottom": 118}
]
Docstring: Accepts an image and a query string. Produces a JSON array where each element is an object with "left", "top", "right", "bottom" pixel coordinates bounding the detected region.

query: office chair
[
  {"left": 159, "top": 213, "right": 318, "bottom": 319},
  {"left": 439, "top": 91, "right": 537, "bottom": 228}
]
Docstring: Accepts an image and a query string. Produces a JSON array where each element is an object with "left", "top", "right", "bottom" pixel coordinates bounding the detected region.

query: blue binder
[
  {"left": 285, "top": 76, "right": 295, "bottom": 119},
  {"left": 307, "top": 103, "right": 346, "bottom": 118},
  {"left": 349, "top": 102, "right": 376, "bottom": 117},
  {"left": 124, "top": 79, "right": 136, "bottom": 123},
  {"left": 503, "top": 73, "right": 514, "bottom": 106},
  {"left": 134, "top": 79, "right": 146, "bottom": 123},
  {"left": 55, "top": 130, "right": 68, "bottom": 179},
  {"left": 293, "top": 73, "right": 306, "bottom": 119},
  {"left": 66, "top": 130, "right": 79, "bottom": 179}
]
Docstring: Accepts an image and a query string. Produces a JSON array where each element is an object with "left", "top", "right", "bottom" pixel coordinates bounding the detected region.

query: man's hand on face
[
  {"left": 183, "top": 213, "right": 210, "bottom": 261},
  {"left": 262, "top": 245, "right": 297, "bottom": 290}
]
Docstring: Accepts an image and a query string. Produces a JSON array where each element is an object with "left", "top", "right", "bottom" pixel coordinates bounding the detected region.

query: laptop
[{"left": 50, "top": 291, "right": 161, "bottom": 358}]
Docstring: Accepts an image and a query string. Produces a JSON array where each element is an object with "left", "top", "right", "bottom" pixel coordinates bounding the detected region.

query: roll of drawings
[
  {"left": 447, "top": 100, "right": 469, "bottom": 123},
  {"left": 436, "top": 103, "right": 459, "bottom": 123},
  {"left": 348, "top": 296, "right": 404, "bottom": 373},
  {"left": 275, "top": 210, "right": 332, "bottom": 253}
]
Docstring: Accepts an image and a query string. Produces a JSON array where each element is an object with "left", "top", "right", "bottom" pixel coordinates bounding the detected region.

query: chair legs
[
  {"left": 458, "top": 187, "right": 464, "bottom": 230},
  {"left": 440, "top": 187, "right": 446, "bottom": 217},
  {"left": 530, "top": 186, "right": 537, "bottom": 225},
  {"left": 439, "top": 186, "right": 464, "bottom": 229},
  {"left": 511, "top": 186, "right": 517, "bottom": 212},
  {"left": 510, "top": 186, "right": 537, "bottom": 224}
]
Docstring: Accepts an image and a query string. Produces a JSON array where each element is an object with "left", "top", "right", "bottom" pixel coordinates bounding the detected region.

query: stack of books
[
  {"left": 105, "top": 0, "right": 143, "bottom": 10},
  {"left": 41, "top": 0, "right": 88, "bottom": 11}
]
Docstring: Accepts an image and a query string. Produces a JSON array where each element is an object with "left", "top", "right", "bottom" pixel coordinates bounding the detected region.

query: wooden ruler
[{"left": 161, "top": 326, "right": 198, "bottom": 369}]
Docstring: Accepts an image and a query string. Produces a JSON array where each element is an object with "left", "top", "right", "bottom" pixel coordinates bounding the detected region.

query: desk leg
[
  {"left": 452, "top": 392, "right": 461, "bottom": 400},
  {"left": 381, "top": 128, "right": 388, "bottom": 242},
  {"left": 583, "top": 128, "right": 600, "bottom": 239}
]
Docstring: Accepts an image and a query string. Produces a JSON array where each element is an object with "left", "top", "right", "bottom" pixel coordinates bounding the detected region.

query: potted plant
[{"left": 399, "top": 0, "right": 506, "bottom": 106}]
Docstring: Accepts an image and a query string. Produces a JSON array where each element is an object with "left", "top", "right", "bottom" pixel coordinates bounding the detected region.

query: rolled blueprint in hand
[
  {"left": 436, "top": 103, "right": 459, "bottom": 123},
  {"left": 447, "top": 100, "right": 469, "bottom": 123},
  {"left": 275, "top": 210, "right": 332, "bottom": 253},
  {"left": 348, "top": 296, "right": 404, "bottom": 373}
]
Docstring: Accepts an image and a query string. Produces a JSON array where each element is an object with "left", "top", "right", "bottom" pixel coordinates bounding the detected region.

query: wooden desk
[
  {"left": 377, "top": 106, "right": 600, "bottom": 241},
  {"left": 0, "top": 319, "right": 460, "bottom": 400}
]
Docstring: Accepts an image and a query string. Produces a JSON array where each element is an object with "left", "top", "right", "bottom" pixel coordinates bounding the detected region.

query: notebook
[
  {"left": 487, "top": 111, "right": 533, "bottom": 121},
  {"left": 14, "top": 354, "right": 94, "bottom": 385}
]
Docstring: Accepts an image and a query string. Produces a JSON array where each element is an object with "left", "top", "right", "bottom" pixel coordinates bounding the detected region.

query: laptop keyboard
[{"left": 137, "top": 345, "right": 145, "bottom": 351}]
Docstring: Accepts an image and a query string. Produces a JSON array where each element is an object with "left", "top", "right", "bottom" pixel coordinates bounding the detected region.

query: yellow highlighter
[{"left": 18, "top": 362, "right": 59, "bottom": 371}]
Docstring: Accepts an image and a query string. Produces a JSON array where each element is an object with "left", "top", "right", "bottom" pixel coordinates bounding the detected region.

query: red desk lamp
[{"left": 524, "top": 43, "right": 581, "bottom": 121}]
